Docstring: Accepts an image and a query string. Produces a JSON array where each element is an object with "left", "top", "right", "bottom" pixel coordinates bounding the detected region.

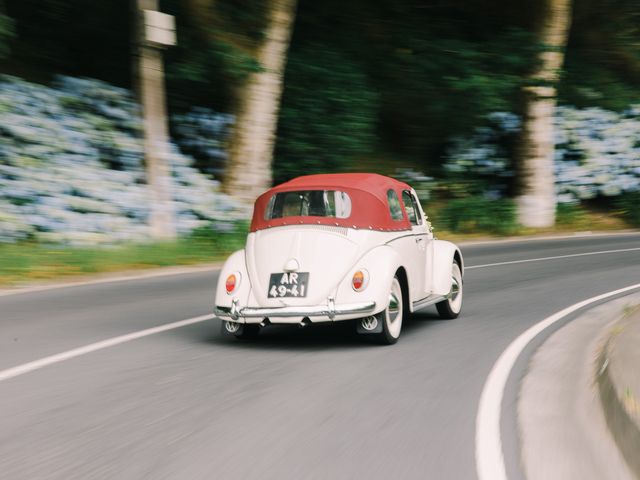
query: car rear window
[{"left": 264, "top": 190, "right": 352, "bottom": 220}]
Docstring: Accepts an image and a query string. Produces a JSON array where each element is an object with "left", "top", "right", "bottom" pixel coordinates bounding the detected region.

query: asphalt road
[{"left": 1, "top": 233, "right": 639, "bottom": 480}]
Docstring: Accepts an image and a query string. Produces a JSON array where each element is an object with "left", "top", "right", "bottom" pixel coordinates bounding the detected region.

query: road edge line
[
  {"left": 475, "top": 282, "right": 640, "bottom": 480},
  {"left": 457, "top": 230, "right": 639, "bottom": 247},
  {"left": 0, "top": 263, "right": 223, "bottom": 298},
  {"left": 466, "top": 247, "right": 640, "bottom": 270}
]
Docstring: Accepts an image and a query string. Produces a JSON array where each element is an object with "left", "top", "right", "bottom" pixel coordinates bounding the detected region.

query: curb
[
  {"left": 516, "top": 290, "right": 640, "bottom": 480},
  {"left": 596, "top": 306, "right": 640, "bottom": 479}
]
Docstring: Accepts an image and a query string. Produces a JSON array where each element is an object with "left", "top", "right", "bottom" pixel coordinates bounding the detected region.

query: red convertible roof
[{"left": 250, "top": 173, "right": 413, "bottom": 232}]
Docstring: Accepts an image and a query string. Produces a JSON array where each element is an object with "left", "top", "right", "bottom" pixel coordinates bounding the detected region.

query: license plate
[{"left": 268, "top": 272, "right": 309, "bottom": 298}]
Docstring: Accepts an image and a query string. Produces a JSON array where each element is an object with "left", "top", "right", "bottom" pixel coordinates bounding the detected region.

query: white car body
[{"left": 215, "top": 174, "right": 463, "bottom": 339}]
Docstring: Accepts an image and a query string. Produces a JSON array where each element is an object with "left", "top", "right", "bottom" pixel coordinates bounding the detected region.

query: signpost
[{"left": 133, "top": 0, "right": 177, "bottom": 239}]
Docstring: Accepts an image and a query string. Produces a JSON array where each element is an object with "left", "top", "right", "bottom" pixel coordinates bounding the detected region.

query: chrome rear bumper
[{"left": 215, "top": 298, "right": 376, "bottom": 321}]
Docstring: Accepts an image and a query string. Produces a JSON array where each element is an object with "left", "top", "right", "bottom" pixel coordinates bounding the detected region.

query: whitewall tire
[
  {"left": 436, "top": 261, "right": 463, "bottom": 319},
  {"left": 377, "top": 276, "right": 404, "bottom": 345}
]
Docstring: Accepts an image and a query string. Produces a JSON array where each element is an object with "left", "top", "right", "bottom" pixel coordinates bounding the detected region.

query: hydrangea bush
[
  {"left": 0, "top": 75, "right": 248, "bottom": 244},
  {"left": 445, "top": 108, "right": 640, "bottom": 203},
  {"left": 171, "top": 107, "right": 234, "bottom": 178},
  {"left": 554, "top": 106, "right": 640, "bottom": 202},
  {"left": 443, "top": 112, "right": 519, "bottom": 199},
  {"left": 393, "top": 168, "right": 436, "bottom": 202}
]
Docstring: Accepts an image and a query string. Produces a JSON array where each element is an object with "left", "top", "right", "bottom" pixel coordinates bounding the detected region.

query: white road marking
[
  {"left": 458, "top": 230, "right": 639, "bottom": 247},
  {"left": 466, "top": 247, "right": 640, "bottom": 270},
  {"left": 475, "top": 282, "right": 640, "bottom": 480},
  {"left": 0, "top": 264, "right": 222, "bottom": 298},
  {"left": 0, "top": 313, "right": 216, "bottom": 383}
]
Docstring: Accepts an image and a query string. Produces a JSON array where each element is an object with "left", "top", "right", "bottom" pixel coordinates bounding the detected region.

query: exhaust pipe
[
  {"left": 299, "top": 318, "right": 311, "bottom": 328},
  {"left": 260, "top": 318, "right": 271, "bottom": 328}
]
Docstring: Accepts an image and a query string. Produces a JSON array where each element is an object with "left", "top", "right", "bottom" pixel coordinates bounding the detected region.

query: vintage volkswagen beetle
[{"left": 215, "top": 173, "right": 463, "bottom": 344}]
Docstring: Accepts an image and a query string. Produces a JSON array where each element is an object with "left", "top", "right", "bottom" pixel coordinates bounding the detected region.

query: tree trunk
[
  {"left": 222, "top": 0, "right": 298, "bottom": 204},
  {"left": 134, "top": 0, "right": 176, "bottom": 239},
  {"left": 515, "top": 0, "right": 572, "bottom": 228}
]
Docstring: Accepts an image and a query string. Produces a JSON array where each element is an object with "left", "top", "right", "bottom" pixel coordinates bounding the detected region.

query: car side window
[
  {"left": 402, "top": 190, "right": 420, "bottom": 226},
  {"left": 387, "top": 189, "right": 403, "bottom": 221},
  {"left": 411, "top": 193, "right": 423, "bottom": 224}
]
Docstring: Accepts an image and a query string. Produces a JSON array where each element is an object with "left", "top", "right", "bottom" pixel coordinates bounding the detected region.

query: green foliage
[
  {"left": 616, "top": 191, "right": 640, "bottom": 227},
  {"left": 437, "top": 197, "right": 518, "bottom": 235},
  {"left": 3, "top": 0, "right": 640, "bottom": 209},
  {"left": 274, "top": 0, "right": 540, "bottom": 177},
  {"left": 166, "top": 35, "right": 260, "bottom": 112},
  {"left": 3, "top": 0, "right": 131, "bottom": 86},
  {"left": 559, "top": 0, "right": 640, "bottom": 110},
  {"left": 273, "top": 45, "right": 378, "bottom": 183},
  {"left": 442, "top": 112, "right": 519, "bottom": 199},
  {"left": 560, "top": 54, "right": 640, "bottom": 111},
  {"left": 0, "top": 1, "right": 13, "bottom": 59},
  {"left": 189, "top": 221, "right": 248, "bottom": 244},
  {"left": 163, "top": 0, "right": 265, "bottom": 112},
  {"left": 215, "top": 0, "right": 268, "bottom": 44},
  {"left": 374, "top": 28, "right": 536, "bottom": 162},
  {"left": 552, "top": 202, "right": 629, "bottom": 232},
  {"left": 0, "top": 223, "right": 247, "bottom": 285},
  {"left": 556, "top": 202, "right": 588, "bottom": 226}
]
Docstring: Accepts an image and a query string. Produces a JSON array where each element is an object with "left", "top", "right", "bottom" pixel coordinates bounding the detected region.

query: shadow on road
[{"left": 177, "top": 307, "right": 446, "bottom": 352}]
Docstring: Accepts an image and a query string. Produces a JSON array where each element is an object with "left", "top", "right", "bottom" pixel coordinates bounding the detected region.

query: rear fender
[
  {"left": 215, "top": 249, "right": 251, "bottom": 321},
  {"left": 335, "top": 245, "right": 403, "bottom": 316},
  {"left": 432, "top": 240, "right": 464, "bottom": 296}
]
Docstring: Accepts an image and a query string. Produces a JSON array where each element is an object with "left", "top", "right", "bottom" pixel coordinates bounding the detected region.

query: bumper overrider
[{"left": 215, "top": 297, "right": 377, "bottom": 322}]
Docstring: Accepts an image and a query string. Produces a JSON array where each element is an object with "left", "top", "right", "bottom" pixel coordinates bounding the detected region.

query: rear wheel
[
  {"left": 377, "top": 276, "right": 404, "bottom": 345},
  {"left": 436, "top": 261, "right": 463, "bottom": 319}
]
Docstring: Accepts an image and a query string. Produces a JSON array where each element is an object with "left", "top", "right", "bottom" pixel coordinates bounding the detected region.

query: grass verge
[
  {"left": 431, "top": 201, "right": 632, "bottom": 242},
  {"left": 0, "top": 206, "right": 635, "bottom": 288},
  {"left": 0, "top": 226, "right": 247, "bottom": 287}
]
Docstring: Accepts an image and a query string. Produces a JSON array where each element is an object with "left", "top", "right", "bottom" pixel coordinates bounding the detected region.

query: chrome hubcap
[
  {"left": 385, "top": 278, "right": 403, "bottom": 339},
  {"left": 451, "top": 276, "right": 460, "bottom": 300},
  {"left": 388, "top": 292, "right": 400, "bottom": 322},
  {"left": 448, "top": 263, "right": 463, "bottom": 314}
]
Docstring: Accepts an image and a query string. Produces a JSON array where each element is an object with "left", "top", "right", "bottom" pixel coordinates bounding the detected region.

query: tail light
[
  {"left": 225, "top": 273, "right": 239, "bottom": 294},
  {"left": 352, "top": 270, "right": 368, "bottom": 291}
]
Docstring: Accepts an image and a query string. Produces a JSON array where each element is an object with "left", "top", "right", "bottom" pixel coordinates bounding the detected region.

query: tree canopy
[{"left": 1, "top": 0, "right": 640, "bottom": 181}]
